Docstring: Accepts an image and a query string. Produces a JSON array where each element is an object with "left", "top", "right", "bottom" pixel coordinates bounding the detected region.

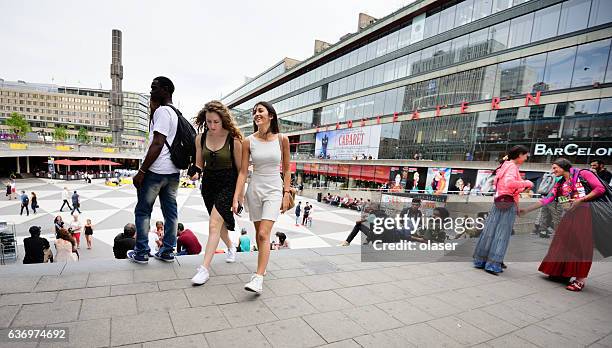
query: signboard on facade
[
  {"left": 315, "top": 124, "right": 381, "bottom": 160},
  {"left": 533, "top": 144, "right": 612, "bottom": 157}
]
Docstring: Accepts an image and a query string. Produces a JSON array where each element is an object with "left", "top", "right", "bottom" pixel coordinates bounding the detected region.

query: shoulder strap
[
  {"left": 201, "top": 130, "right": 207, "bottom": 150},
  {"left": 159, "top": 104, "right": 181, "bottom": 150},
  {"left": 228, "top": 133, "right": 236, "bottom": 170}
]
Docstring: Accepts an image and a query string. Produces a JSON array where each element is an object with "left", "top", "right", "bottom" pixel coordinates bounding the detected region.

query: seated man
[
  {"left": 113, "top": 223, "right": 136, "bottom": 259},
  {"left": 176, "top": 223, "right": 202, "bottom": 255},
  {"left": 412, "top": 207, "right": 449, "bottom": 243},
  {"left": 340, "top": 200, "right": 374, "bottom": 246},
  {"left": 23, "top": 226, "right": 51, "bottom": 264}
]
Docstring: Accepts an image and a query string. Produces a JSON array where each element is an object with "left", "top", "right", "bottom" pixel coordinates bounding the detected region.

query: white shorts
[{"left": 246, "top": 175, "right": 282, "bottom": 222}]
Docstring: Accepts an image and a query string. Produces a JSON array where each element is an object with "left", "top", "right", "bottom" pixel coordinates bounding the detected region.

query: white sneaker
[
  {"left": 226, "top": 246, "right": 237, "bottom": 263},
  {"left": 244, "top": 273, "right": 263, "bottom": 293},
  {"left": 191, "top": 265, "right": 210, "bottom": 285}
]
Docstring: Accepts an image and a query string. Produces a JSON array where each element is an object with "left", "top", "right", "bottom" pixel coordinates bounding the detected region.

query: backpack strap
[{"left": 158, "top": 104, "right": 181, "bottom": 150}]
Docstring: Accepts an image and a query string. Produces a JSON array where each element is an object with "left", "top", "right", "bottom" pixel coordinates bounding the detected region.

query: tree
[
  {"left": 77, "top": 127, "right": 90, "bottom": 143},
  {"left": 5, "top": 112, "right": 31, "bottom": 137},
  {"left": 102, "top": 136, "right": 113, "bottom": 144},
  {"left": 53, "top": 126, "right": 67, "bottom": 141}
]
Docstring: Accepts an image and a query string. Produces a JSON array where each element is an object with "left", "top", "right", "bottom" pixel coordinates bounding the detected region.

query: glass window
[
  {"left": 396, "top": 87, "right": 405, "bottom": 112},
  {"left": 384, "top": 61, "right": 396, "bottom": 82},
  {"left": 606, "top": 45, "right": 612, "bottom": 83},
  {"left": 499, "top": 59, "right": 521, "bottom": 97},
  {"left": 376, "top": 36, "right": 388, "bottom": 57},
  {"left": 571, "top": 39, "right": 611, "bottom": 87},
  {"left": 373, "top": 65, "right": 385, "bottom": 85},
  {"left": 531, "top": 4, "right": 561, "bottom": 42},
  {"left": 363, "top": 68, "right": 374, "bottom": 88},
  {"left": 468, "top": 28, "right": 489, "bottom": 60},
  {"left": 367, "top": 42, "right": 377, "bottom": 61},
  {"left": 473, "top": 0, "right": 492, "bottom": 20},
  {"left": 384, "top": 89, "right": 398, "bottom": 115},
  {"left": 455, "top": 0, "right": 474, "bottom": 26},
  {"left": 398, "top": 26, "right": 411, "bottom": 48},
  {"left": 354, "top": 71, "right": 365, "bottom": 91},
  {"left": 357, "top": 46, "right": 367, "bottom": 65},
  {"left": 558, "top": 0, "right": 592, "bottom": 35},
  {"left": 346, "top": 74, "right": 356, "bottom": 94},
  {"left": 544, "top": 47, "right": 577, "bottom": 91},
  {"left": 387, "top": 31, "right": 399, "bottom": 53},
  {"left": 508, "top": 13, "right": 533, "bottom": 48},
  {"left": 395, "top": 55, "right": 409, "bottom": 79},
  {"left": 438, "top": 5, "right": 456, "bottom": 33},
  {"left": 452, "top": 35, "right": 469, "bottom": 63},
  {"left": 589, "top": 0, "right": 612, "bottom": 27},
  {"left": 520, "top": 53, "right": 547, "bottom": 94},
  {"left": 599, "top": 98, "right": 612, "bottom": 113},
  {"left": 424, "top": 12, "right": 440, "bottom": 39},
  {"left": 492, "top": 0, "right": 512, "bottom": 13},
  {"left": 363, "top": 94, "right": 375, "bottom": 117},
  {"left": 349, "top": 51, "right": 358, "bottom": 68},
  {"left": 489, "top": 21, "right": 510, "bottom": 52},
  {"left": 373, "top": 92, "right": 386, "bottom": 116},
  {"left": 407, "top": 51, "right": 421, "bottom": 76},
  {"left": 434, "top": 41, "right": 453, "bottom": 68}
]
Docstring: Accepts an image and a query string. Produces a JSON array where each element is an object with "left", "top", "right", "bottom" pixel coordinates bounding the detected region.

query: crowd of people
[{"left": 322, "top": 193, "right": 366, "bottom": 211}]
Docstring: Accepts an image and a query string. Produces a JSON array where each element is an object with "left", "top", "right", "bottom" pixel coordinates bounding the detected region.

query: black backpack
[{"left": 161, "top": 105, "right": 196, "bottom": 170}]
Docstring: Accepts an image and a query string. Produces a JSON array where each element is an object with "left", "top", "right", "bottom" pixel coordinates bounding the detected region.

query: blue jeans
[{"left": 134, "top": 172, "right": 179, "bottom": 257}]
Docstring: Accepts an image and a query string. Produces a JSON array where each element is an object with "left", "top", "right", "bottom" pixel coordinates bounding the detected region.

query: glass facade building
[{"left": 225, "top": 0, "right": 612, "bottom": 170}]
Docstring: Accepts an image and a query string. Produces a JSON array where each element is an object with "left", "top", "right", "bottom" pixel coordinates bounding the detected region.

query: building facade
[
  {"left": 0, "top": 79, "right": 149, "bottom": 147},
  {"left": 224, "top": 0, "right": 612, "bottom": 170}
]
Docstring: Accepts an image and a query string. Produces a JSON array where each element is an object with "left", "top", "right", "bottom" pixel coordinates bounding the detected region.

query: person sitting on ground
[
  {"left": 176, "top": 223, "right": 202, "bottom": 256},
  {"left": 148, "top": 221, "right": 164, "bottom": 255},
  {"left": 341, "top": 199, "right": 374, "bottom": 246},
  {"left": 238, "top": 228, "right": 251, "bottom": 252},
  {"left": 23, "top": 226, "right": 52, "bottom": 264},
  {"left": 273, "top": 232, "right": 290, "bottom": 250},
  {"left": 113, "top": 223, "right": 136, "bottom": 259},
  {"left": 55, "top": 228, "right": 77, "bottom": 262},
  {"left": 412, "top": 207, "right": 450, "bottom": 243}
]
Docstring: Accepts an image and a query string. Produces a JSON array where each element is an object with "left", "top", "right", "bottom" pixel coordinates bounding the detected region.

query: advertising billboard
[{"left": 315, "top": 125, "right": 382, "bottom": 160}]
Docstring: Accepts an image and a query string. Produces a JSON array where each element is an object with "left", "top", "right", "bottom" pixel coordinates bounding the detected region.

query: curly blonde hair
[{"left": 194, "top": 100, "right": 243, "bottom": 140}]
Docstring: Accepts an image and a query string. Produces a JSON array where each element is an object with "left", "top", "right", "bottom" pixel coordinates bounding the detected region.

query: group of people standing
[
  {"left": 127, "top": 77, "right": 292, "bottom": 294},
  {"left": 473, "top": 145, "right": 610, "bottom": 292}
]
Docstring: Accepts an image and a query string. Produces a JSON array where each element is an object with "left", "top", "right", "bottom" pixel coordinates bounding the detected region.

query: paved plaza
[
  {"left": 0, "top": 246, "right": 611, "bottom": 347},
  {"left": 2, "top": 178, "right": 360, "bottom": 262}
]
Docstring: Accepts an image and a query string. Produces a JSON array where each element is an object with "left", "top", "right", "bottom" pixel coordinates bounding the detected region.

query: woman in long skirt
[
  {"left": 473, "top": 145, "right": 533, "bottom": 274},
  {"left": 520, "top": 158, "right": 605, "bottom": 291}
]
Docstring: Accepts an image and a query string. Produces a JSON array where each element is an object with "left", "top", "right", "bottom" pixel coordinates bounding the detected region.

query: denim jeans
[{"left": 134, "top": 172, "right": 179, "bottom": 257}]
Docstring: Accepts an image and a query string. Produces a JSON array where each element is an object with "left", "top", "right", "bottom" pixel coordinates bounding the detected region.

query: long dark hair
[
  {"left": 493, "top": 145, "right": 530, "bottom": 175},
  {"left": 193, "top": 100, "right": 243, "bottom": 140},
  {"left": 252, "top": 101, "right": 279, "bottom": 134},
  {"left": 552, "top": 158, "right": 572, "bottom": 172}
]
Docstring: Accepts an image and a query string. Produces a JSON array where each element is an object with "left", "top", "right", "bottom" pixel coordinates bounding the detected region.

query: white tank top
[{"left": 249, "top": 134, "right": 281, "bottom": 177}]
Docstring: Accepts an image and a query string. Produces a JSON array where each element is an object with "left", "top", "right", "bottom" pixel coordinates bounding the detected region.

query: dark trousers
[
  {"left": 60, "top": 200, "right": 72, "bottom": 211},
  {"left": 20, "top": 204, "right": 29, "bottom": 216},
  {"left": 346, "top": 222, "right": 371, "bottom": 243},
  {"left": 31, "top": 203, "right": 37, "bottom": 214},
  {"left": 302, "top": 214, "right": 309, "bottom": 225},
  {"left": 71, "top": 204, "right": 81, "bottom": 214}
]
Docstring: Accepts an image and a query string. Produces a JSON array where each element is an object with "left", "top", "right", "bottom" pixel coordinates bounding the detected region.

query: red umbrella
[{"left": 96, "top": 160, "right": 122, "bottom": 166}]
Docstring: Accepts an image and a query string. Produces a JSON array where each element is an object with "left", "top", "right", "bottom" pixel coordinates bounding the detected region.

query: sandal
[{"left": 566, "top": 280, "right": 585, "bottom": 292}]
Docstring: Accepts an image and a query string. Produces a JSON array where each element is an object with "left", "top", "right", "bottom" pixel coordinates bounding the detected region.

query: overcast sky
[{"left": 1, "top": 0, "right": 409, "bottom": 118}]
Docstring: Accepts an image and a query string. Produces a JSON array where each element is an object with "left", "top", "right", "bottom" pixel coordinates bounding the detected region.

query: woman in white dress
[{"left": 235, "top": 101, "right": 291, "bottom": 293}]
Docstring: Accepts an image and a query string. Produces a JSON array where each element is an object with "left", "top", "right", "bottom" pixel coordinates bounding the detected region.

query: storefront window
[{"left": 571, "top": 39, "right": 611, "bottom": 87}]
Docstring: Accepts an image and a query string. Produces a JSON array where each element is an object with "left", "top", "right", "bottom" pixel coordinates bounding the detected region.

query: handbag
[
  {"left": 576, "top": 170, "right": 612, "bottom": 257},
  {"left": 278, "top": 133, "right": 296, "bottom": 210},
  {"left": 493, "top": 194, "right": 515, "bottom": 210}
]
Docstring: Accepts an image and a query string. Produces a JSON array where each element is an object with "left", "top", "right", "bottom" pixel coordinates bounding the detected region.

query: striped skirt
[{"left": 473, "top": 204, "right": 517, "bottom": 272}]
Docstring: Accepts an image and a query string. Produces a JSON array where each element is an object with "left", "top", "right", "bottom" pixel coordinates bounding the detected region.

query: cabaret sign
[{"left": 534, "top": 144, "right": 612, "bottom": 157}]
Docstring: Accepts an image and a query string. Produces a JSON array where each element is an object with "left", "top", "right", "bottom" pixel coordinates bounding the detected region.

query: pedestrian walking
[
  {"left": 60, "top": 187, "right": 72, "bottom": 212},
  {"left": 84, "top": 218, "right": 94, "bottom": 249},
  {"left": 189, "top": 101, "right": 243, "bottom": 285},
  {"left": 234, "top": 101, "right": 292, "bottom": 293},
  {"left": 302, "top": 202, "right": 311, "bottom": 225},
  {"left": 69, "top": 213, "right": 82, "bottom": 249},
  {"left": 71, "top": 190, "right": 81, "bottom": 214},
  {"left": 31, "top": 192, "right": 38, "bottom": 214},
  {"left": 19, "top": 190, "right": 30, "bottom": 216},
  {"left": 295, "top": 201, "right": 302, "bottom": 226},
  {"left": 473, "top": 145, "right": 533, "bottom": 274}
]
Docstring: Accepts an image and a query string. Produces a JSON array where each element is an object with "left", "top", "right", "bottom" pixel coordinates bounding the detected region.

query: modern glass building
[{"left": 224, "top": 0, "right": 612, "bottom": 190}]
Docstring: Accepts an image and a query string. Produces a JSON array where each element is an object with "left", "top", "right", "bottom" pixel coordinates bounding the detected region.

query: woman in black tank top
[{"left": 190, "top": 101, "right": 244, "bottom": 286}]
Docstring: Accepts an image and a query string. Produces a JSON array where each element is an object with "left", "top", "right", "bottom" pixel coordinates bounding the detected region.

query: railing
[{"left": 0, "top": 138, "right": 145, "bottom": 154}]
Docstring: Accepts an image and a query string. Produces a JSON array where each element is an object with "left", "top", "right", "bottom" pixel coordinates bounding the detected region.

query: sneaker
[
  {"left": 244, "top": 273, "right": 263, "bottom": 293},
  {"left": 191, "top": 265, "right": 210, "bottom": 285},
  {"left": 226, "top": 246, "right": 237, "bottom": 263},
  {"left": 127, "top": 250, "right": 148, "bottom": 264},
  {"left": 339, "top": 241, "right": 349, "bottom": 246},
  {"left": 153, "top": 251, "right": 175, "bottom": 263}
]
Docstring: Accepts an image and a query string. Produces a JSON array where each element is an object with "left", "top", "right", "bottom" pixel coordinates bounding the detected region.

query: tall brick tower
[{"left": 110, "top": 29, "right": 124, "bottom": 146}]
